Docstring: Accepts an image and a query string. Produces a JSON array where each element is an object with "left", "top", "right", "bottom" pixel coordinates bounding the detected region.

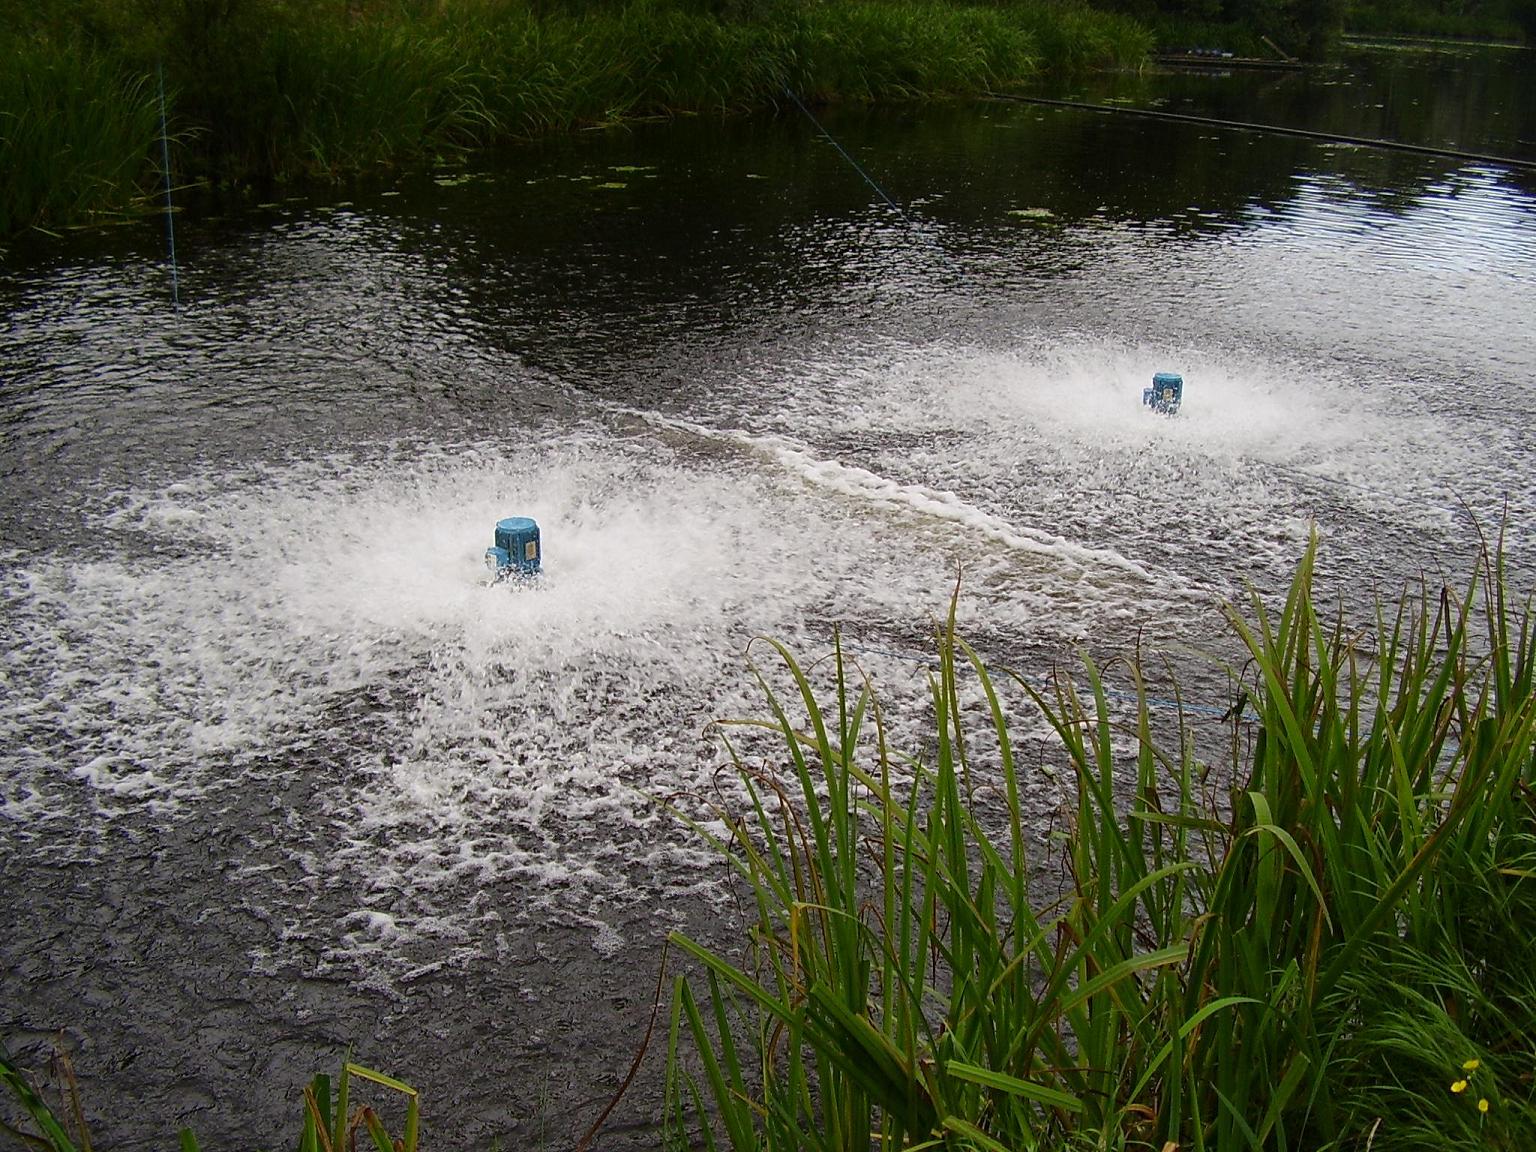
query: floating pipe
[{"left": 989, "top": 94, "right": 1536, "bottom": 171}]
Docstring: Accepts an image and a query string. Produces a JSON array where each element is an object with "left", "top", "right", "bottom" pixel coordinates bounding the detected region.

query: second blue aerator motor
[
  {"left": 485, "top": 516, "right": 541, "bottom": 582},
  {"left": 1143, "top": 371, "right": 1184, "bottom": 415}
]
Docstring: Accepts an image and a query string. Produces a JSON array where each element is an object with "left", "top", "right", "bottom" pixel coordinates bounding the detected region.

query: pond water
[{"left": 3, "top": 41, "right": 1534, "bottom": 1150}]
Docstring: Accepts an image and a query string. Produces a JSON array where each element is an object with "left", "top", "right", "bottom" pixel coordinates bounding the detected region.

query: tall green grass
[
  {"left": 2, "top": 0, "right": 1151, "bottom": 236},
  {"left": 666, "top": 537, "right": 1536, "bottom": 1150},
  {"left": 0, "top": 39, "right": 162, "bottom": 235}
]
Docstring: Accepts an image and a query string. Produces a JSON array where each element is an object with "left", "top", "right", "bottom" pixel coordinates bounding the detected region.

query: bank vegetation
[
  {"left": 9, "top": 0, "right": 1528, "bottom": 239},
  {"left": 3, "top": 0, "right": 1154, "bottom": 237}
]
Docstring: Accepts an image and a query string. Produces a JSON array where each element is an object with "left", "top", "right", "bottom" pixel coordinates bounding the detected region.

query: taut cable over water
[{"left": 781, "top": 86, "right": 902, "bottom": 211}]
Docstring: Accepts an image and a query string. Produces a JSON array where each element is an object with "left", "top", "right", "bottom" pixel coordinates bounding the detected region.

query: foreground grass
[
  {"left": 0, "top": 0, "right": 1152, "bottom": 236},
  {"left": 666, "top": 538, "right": 1536, "bottom": 1150},
  {"left": 1, "top": 1055, "right": 417, "bottom": 1152}
]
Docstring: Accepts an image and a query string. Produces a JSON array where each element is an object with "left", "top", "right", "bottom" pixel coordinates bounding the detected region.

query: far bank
[{"left": 3, "top": 0, "right": 1153, "bottom": 237}]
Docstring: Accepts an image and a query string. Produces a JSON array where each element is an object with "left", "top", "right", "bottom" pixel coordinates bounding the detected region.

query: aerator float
[
  {"left": 485, "top": 516, "right": 541, "bottom": 583},
  {"left": 1143, "top": 372, "right": 1183, "bottom": 415}
]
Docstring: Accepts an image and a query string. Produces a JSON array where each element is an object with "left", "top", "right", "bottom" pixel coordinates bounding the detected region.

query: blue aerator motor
[
  {"left": 485, "top": 516, "right": 541, "bottom": 580},
  {"left": 1143, "top": 372, "right": 1184, "bottom": 415}
]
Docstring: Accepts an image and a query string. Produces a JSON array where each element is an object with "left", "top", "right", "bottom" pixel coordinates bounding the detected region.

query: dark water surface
[{"left": 3, "top": 42, "right": 1535, "bottom": 1149}]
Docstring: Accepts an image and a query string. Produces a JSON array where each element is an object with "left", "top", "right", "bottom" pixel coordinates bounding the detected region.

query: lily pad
[
  {"left": 595, "top": 181, "right": 628, "bottom": 190},
  {"left": 1007, "top": 207, "right": 1055, "bottom": 220}
]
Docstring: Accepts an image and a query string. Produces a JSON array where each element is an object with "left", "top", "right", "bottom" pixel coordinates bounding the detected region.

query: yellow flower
[
  {"left": 1478, "top": 1098, "right": 1490, "bottom": 1114},
  {"left": 1451, "top": 1079, "right": 1469, "bottom": 1094},
  {"left": 1463, "top": 1058, "right": 1481, "bottom": 1072}
]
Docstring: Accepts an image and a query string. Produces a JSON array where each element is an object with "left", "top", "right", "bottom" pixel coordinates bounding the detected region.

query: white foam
[{"left": 614, "top": 409, "right": 1166, "bottom": 581}]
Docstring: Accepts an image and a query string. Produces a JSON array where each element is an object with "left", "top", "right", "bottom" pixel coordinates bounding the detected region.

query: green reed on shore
[
  {"left": 0, "top": 0, "right": 1152, "bottom": 237},
  {"left": 1, "top": 1053, "right": 418, "bottom": 1152},
  {"left": 666, "top": 537, "right": 1536, "bottom": 1150},
  {"left": 0, "top": 38, "right": 163, "bottom": 237}
]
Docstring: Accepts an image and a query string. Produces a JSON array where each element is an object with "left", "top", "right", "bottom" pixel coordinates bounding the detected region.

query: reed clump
[
  {"left": 1, "top": 1052, "right": 418, "bottom": 1152},
  {"left": 0, "top": 37, "right": 163, "bottom": 236},
  {"left": 666, "top": 537, "right": 1536, "bottom": 1150},
  {"left": 1, "top": 0, "right": 1151, "bottom": 236}
]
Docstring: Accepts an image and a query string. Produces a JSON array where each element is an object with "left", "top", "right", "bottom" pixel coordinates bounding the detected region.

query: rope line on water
[
  {"left": 990, "top": 94, "right": 1536, "bottom": 172},
  {"left": 157, "top": 61, "right": 180, "bottom": 309},
  {"left": 781, "top": 85, "right": 902, "bottom": 210}
]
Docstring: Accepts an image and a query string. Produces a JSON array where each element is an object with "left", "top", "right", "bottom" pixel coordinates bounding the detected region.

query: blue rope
[
  {"left": 157, "top": 62, "right": 180, "bottom": 309},
  {"left": 781, "top": 86, "right": 901, "bottom": 211}
]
